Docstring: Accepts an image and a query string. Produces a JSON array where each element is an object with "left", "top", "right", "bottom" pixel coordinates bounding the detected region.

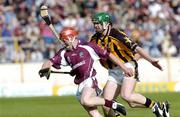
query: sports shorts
[
  {"left": 76, "top": 77, "right": 102, "bottom": 101},
  {"left": 108, "top": 60, "right": 138, "bottom": 85}
]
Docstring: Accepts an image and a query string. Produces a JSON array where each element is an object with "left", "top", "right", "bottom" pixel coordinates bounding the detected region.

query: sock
[
  {"left": 104, "top": 99, "right": 113, "bottom": 108},
  {"left": 145, "top": 97, "right": 155, "bottom": 108}
]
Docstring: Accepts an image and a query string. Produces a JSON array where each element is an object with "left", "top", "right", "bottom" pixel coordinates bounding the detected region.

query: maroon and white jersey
[{"left": 50, "top": 42, "right": 110, "bottom": 84}]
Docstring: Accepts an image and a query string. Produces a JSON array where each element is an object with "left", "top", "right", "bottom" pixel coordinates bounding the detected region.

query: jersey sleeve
[
  {"left": 49, "top": 48, "right": 68, "bottom": 69},
  {"left": 88, "top": 42, "right": 110, "bottom": 59},
  {"left": 112, "top": 29, "right": 138, "bottom": 51}
]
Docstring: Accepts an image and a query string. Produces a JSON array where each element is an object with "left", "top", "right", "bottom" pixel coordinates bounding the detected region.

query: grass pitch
[{"left": 0, "top": 92, "right": 179, "bottom": 117}]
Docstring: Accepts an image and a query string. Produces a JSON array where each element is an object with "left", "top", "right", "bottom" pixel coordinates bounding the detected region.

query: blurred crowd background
[{"left": 0, "top": 0, "right": 179, "bottom": 63}]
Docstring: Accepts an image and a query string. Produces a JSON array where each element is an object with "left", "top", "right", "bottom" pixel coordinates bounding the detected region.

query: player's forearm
[
  {"left": 41, "top": 60, "right": 53, "bottom": 69},
  {"left": 108, "top": 53, "right": 126, "bottom": 70},
  {"left": 135, "top": 46, "right": 154, "bottom": 63}
]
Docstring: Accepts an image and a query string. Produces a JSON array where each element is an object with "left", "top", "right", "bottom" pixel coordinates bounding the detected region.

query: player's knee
[
  {"left": 80, "top": 97, "right": 92, "bottom": 107},
  {"left": 121, "top": 93, "right": 133, "bottom": 103}
]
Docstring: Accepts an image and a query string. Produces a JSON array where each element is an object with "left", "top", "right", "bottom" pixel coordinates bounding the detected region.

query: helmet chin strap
[
  {"left": 102, "top": 22, "right": 110, "bottom": 36},
  {"left": 103, "top": 22, "right": 109, "bottom": 30}
]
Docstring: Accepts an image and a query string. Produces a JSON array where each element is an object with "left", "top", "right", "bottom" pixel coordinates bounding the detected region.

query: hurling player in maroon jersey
[{"left": 39, "top": 27, "right": 134, "bottom": 117}]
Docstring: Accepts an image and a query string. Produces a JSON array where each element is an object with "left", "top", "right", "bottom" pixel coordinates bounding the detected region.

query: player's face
[
  {"left": 63, "top": 36, "right": 76, "bottom": 50},
  {"left": 93, "top": 23, "right": 104, "bottom": 33}
]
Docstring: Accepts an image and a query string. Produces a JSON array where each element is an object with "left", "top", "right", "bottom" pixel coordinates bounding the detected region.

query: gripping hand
[{"left": 39, "top": 68, "right": 51, "bottom": 80}]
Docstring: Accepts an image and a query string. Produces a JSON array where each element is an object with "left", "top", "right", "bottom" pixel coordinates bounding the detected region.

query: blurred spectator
[
  {"left": 148, "top": 0, "right": 162, "bottom": 18},
  {"left": 12, "top": 45, "right": 25, "bottom": 63},
  {"left": 39, "top": 21, "right": 56, "bottom": 45},
  {"left": 162, "top": 38, "right": 177, "bottom": 57},
  {"left": 62, "top": 13, "right": 77, "bottom": 27},
  {"left": 0, "top": 0, "right": 179, "bottom": 63},
  {"left": 14, "top": 1, "right": 30, "bottom": 26},
  {"left": 31, "top": 48, "right": 43, "bottom": 62},
  {"left": 25, "top": 17, "right": 40, "bottom": 44},
  {"left": 0, "top": 43, "right": 6, "bottom": 63},
  {"left": 170, "top": 23, "right": 180, "bottom": 56},
  {"left": 63, "top": 0, "right": 79, "bottom": 16},
  {"left": 2, "top": 24, "right": 13, "bottom": 37}
]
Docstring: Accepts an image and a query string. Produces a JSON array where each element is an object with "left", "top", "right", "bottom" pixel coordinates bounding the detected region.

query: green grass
[{"left": 0, "top": 92, "right": 179, "bottom": 117}]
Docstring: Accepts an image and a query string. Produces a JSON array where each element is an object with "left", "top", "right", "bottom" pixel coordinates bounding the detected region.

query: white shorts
[
  {"left": 108, "top": 61, "right": 135, "bottom": 85},
  {"left": 76, "top": 77, "right": 102, "bottom": 101}
]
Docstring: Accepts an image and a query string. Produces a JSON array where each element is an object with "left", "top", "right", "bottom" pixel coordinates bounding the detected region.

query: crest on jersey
[
  {"left": 125, "top": 37, "right": 132, "bottom": 44},
  {"left": 79, "top": 52, "right": 84, "bottom": 58}
]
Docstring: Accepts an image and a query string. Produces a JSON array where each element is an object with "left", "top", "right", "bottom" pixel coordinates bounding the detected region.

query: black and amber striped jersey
[{"left": 90, "top": 28, "right": 138, "bottom": 69}]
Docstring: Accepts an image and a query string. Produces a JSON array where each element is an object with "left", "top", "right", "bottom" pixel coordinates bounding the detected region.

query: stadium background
[{"left": 0, "top": 0, "right": 180, "bottom": 117}]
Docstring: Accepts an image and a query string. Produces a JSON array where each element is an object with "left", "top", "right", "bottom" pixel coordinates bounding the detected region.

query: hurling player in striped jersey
[{"left": 90, "top": 12, "right": 170, "bottom": 117}]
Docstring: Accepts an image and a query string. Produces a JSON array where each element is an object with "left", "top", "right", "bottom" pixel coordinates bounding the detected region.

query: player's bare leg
[
  {"left": 80, "top": 87, "right": 106, "bottom": 107},
  {"left": 80, "top": 87, "right": 126, "bottom": 116},
  {"left": 102, "top": 81, "right": 121, "bottom": 117},
  {"left": 80, "top": 87, "right": 103, "bottom": 117},
  {"left": 121, "top": 78, "right": 147, "bottom": 107},
  {"left": 121, "top": 77, "right": 163, "bottom": 117},
  {"left": 83, "top": 106, "right": 103, "bottom": 117}
]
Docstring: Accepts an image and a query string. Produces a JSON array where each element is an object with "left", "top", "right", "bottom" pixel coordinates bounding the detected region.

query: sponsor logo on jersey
[{"left": 72, "top": 60, "right": 86, "bottom": 69}]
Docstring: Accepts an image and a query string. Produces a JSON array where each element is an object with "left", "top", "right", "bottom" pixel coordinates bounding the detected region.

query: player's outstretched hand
[
  {"left": 151, "top": 60, "right": 163, "bottom": 71},
  {"left": 38, "top": 68, "right": 51, "bottom": 80}
]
